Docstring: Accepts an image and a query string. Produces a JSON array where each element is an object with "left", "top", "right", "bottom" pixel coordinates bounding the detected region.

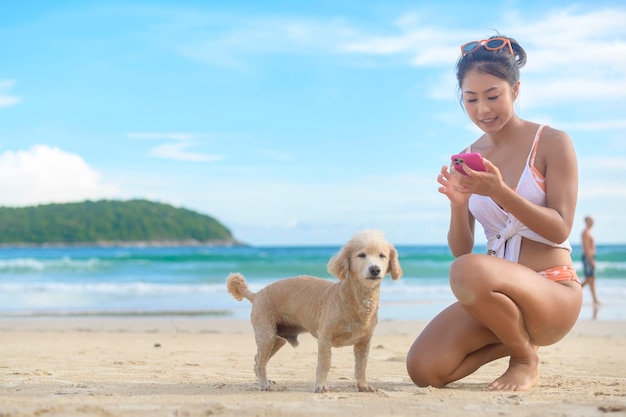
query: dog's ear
[
  {"left": 327, "top": 247, "right": 350, "bottom": 280},
  {"left": 387, "top": 244, "right": 403, "bottom": 280}
]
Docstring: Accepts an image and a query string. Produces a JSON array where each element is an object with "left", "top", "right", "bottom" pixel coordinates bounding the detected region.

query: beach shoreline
[
  {"left": 1, "top": 317, "right": 625, "bottom": 417},
  {"left": 0, "top": 238, "right": 246, "bottom": 249}
]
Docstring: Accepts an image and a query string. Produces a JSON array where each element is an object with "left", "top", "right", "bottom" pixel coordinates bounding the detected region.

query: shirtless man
[{"left": 581, "top": 216, "right": 600, "bottom": 305}]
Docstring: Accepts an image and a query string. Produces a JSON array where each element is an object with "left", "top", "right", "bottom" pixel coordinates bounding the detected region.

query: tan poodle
[{"left": 226, "top": 229, "right": 402, "bottom": 393}]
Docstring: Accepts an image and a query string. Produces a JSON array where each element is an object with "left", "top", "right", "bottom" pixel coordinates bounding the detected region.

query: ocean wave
[
  {"left": 0, "top": 281, "right": 223, "bottom": 295},
  {"left": 0, "top": 257, "right": 105, "bottom": 272}
]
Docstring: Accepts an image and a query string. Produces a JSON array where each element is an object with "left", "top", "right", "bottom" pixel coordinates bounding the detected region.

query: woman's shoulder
[
  {"left": 539, "top": 125, "right": 573, "bottom": 145},
  {"left": 537, "top": 124, "right": 576, "bottom": 163}
]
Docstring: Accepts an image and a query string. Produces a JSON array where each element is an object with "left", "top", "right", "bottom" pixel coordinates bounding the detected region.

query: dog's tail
[{"left": 226, "top": 272, "right": 256, "bottom": 302}]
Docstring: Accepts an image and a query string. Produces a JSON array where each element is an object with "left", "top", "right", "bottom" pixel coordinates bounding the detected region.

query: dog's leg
[
  {"left": 254, "top": 333, "right": 286, "bottom": 391},
  {"left": 354, "top": 339, "right": 377, "bottom": 392},
  {"left": 314, "top": 338, "right": 332, "bottom": 393}
]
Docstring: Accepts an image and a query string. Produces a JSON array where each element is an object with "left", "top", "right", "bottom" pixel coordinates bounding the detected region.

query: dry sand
[{"left": 0, "top": 317, "right": 625, "bottom": 417}]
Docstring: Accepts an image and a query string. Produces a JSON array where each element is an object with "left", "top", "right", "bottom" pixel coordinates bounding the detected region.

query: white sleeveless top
[{"left": 467, "top": 125, "right": 572, "bottom": 262}]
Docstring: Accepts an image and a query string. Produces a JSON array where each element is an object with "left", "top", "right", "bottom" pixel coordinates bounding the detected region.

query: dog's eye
[
  {"left": 357, "top": 253, "right": 366, "bottom": 258},
  {"left": 379, "top": 253, "right": 387, "bottom": 259}
]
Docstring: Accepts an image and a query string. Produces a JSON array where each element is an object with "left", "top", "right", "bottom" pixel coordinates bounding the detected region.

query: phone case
[{"left": 451, "top": 152, "right": 486, "bottom": 175}]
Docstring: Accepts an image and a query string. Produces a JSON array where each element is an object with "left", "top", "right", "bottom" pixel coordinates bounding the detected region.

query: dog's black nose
[{"left": 369, "top": 266, "right": 381, "bottom": 276}]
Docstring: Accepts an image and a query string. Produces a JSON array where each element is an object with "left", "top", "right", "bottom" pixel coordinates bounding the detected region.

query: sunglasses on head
[{"left": 460, "top": 37, "right": 514, "bottom": 56}]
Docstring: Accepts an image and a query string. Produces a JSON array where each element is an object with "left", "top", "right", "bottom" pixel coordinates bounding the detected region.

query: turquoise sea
[{"left": 0, "top": 244, "right": 624, "bottom": 321}]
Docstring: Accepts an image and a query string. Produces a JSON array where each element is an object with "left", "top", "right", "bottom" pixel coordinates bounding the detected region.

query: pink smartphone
[{"left": 451, "top": 152, "right": 486, "bottom": 175}]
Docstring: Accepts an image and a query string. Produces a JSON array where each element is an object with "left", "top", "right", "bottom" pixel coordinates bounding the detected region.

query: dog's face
[
  {"left": 351, "top": 247, "right": 391, "bottom": 287},
  {"left": 327, "top": 230, "right": 402, "bottom": 285}
]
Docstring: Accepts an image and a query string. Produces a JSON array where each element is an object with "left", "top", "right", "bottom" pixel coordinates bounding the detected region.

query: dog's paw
[
  {"left": 357, "top": 384, "right": 379, "bottom": 393},
  {"left": 258, "top": 380, "right": 275, "bottom": 391},
  {"left": 313, "top": 384, "right": 329, "bottom": 393}
]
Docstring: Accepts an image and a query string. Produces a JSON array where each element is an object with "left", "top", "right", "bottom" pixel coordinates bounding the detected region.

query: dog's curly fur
[{"left": 226, "top": 229, "right": 402, "bottom": 392}]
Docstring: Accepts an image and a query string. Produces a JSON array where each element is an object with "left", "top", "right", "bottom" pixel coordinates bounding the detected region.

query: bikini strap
[{"left": 527, "top": 125, "right": 545, "bottom": 167}]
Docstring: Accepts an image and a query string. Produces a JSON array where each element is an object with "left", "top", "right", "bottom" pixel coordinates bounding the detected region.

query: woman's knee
[
  {"left": 406, "top": 340, "right": 448, "bottom": 388},
  {"left": 449, "top": 254, "right": 490, "bottom": 305},
  {"left": 406, "top": 352, "right": 446, "bottom": 388}
]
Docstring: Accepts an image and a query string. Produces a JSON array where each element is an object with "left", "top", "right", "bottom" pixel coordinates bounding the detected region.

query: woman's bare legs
[
  {"left": 406, "top": 302, "right": 508, "bottom": 387},
  {"left": 406, "top": 254, "right": 582, "bottom": 391}
]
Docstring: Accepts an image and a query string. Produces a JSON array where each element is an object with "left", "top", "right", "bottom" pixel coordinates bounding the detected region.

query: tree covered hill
[{"left": 0, "top": 199, "right": 240, "bottom": 246}]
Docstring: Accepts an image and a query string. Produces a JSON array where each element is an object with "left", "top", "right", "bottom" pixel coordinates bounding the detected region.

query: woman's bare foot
[{"left": 487, "top": 355, "right": 539, "bottom": 391}]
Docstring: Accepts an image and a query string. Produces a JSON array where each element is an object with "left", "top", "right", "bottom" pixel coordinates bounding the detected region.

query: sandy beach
[{"left": 0, "top": 317, "right": 625, "bottom": 417}]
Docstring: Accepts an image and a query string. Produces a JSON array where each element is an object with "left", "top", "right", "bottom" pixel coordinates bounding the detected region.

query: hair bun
[{"left": 508, "top": 37, "right": 527, "bottom": 68}]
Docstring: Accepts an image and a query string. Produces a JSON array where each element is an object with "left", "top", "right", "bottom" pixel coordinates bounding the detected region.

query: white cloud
[
  {"left": 176, "top": 16, "right": 359, "bottom": 69},
  {"left": 504, "top": 9, "right": 626, "bottom": 107},
  {"left": 508, "top": 8, "right": 626, "bottom": 71},
  {"left": 127, "top": 132, "right": 195, "bottom": 141},
  {"left": 521, "top": 77, "right": 626, "bottom": 108},
  {"left": 128, "top": 132, "right": 225, "bottom": 162},
  {"left": 342, "top": 25, "right": 456, "bottom": 66},
  {"left": 0, "top": 80, "right": 21, "bottom": 108},
  {"left": 149, "top": 5, "right": 626, "bottom": 109},
  {"left": 0, "top": 145, "right": 119, "bottom": 207},
  {"left": 150, "top": 142, "right": 224, "bottom": 162},
  {"left": 330, "top": 7, "right": 626, "bottom": 106}
]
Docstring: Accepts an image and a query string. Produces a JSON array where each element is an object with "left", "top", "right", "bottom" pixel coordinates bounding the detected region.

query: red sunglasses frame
[{"left": 460, "top": 37, "right": 514, "bottom": 56}]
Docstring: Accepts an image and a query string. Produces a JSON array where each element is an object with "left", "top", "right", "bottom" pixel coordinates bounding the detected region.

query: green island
[{"left": 0, "top": 199, "right": 241, "bottom": 247}]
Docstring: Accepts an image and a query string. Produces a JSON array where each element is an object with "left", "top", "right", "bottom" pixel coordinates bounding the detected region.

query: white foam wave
[
  {"left": 0, "top": 257, "right": 103, "bottom": 271},
  {"left": 0, "top": 281, "right": 225, "bottom": 295}
]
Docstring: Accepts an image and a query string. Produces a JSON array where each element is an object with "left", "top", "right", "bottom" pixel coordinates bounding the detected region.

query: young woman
[{"left": 406, "top": 35, "right": 582, "bottom": 391}]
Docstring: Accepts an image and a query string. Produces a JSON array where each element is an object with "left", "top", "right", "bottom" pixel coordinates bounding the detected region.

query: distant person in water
[{"left": 581, "top": 216, "right": 600, "bottom": 305}]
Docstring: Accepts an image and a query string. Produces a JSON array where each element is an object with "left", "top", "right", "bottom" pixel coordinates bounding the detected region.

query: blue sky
[{"left": 1, "top": 1, "right": 625, "bottom": 246}]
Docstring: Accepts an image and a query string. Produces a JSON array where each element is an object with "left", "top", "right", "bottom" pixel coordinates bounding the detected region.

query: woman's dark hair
[{"left": 455, "top": 34, "right": 527, "bottom": 103}]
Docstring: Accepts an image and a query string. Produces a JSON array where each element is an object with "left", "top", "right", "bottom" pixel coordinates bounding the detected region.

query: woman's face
[{"left": 461, "top": 68, "right": 519, "bottom": 133}]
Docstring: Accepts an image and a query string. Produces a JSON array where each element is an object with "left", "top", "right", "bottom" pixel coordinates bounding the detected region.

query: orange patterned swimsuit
[{"left": 539, "top": 265, "right": 579, "bottom": 283}]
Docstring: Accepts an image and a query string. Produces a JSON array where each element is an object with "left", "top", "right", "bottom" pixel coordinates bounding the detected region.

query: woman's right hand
[{"left": 437, "top": 165, "right": 471, "bottom": 206}]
